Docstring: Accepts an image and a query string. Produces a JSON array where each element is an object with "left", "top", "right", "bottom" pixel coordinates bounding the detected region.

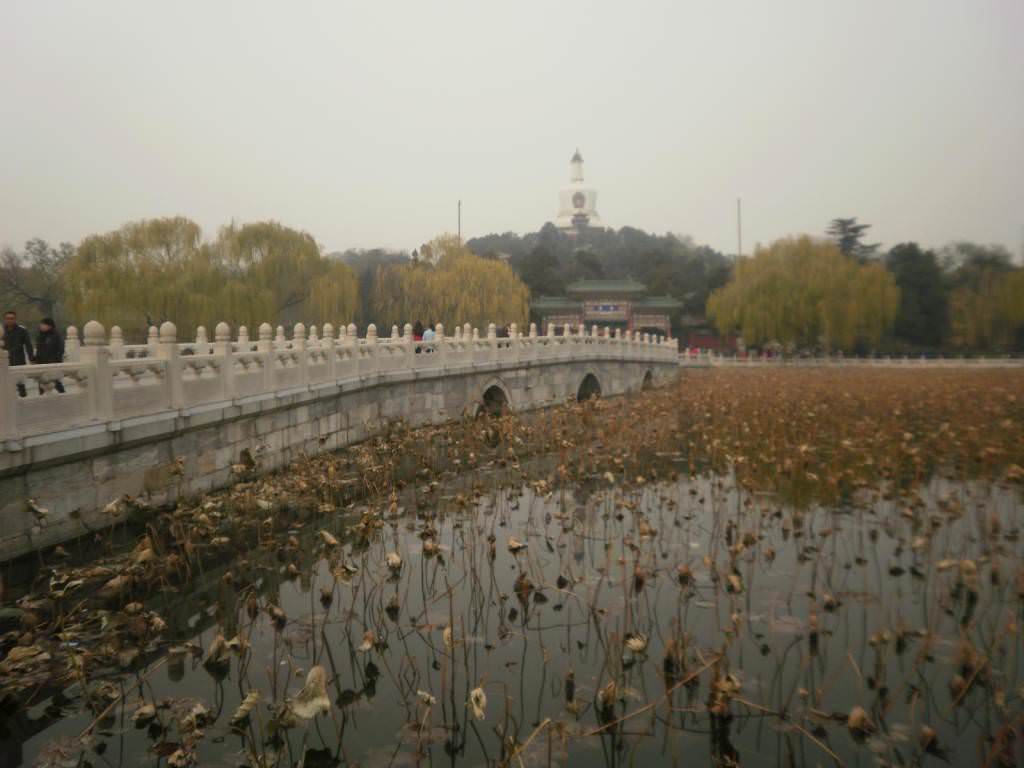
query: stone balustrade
[
  {"left": 0, "top": 319, "right": 676, "bottom": 442},
  {"left": 678, "top": 349, "right": 1024, "bottom": 368}
]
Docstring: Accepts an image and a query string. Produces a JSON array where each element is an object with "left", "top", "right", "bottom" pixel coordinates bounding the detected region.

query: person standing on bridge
[
  {"left": 34, "top": 317, "right": 66, "bottom": 394},
  {"left": 2, "top": 311, "right": 33, "bottom": 367},
  {"left": 34, "top": 317, "right": 64, "bottom": 365},
  {"left": 2, "top": 310, "right": 33, "bottom": 397}
]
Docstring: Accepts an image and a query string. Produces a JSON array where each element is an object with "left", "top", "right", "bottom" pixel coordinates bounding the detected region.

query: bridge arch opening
[
  {"left": 577, "top": 373, "right": 602, "bottom": 402},
  {"left": 481, "top": 384, "right": 510, "bottom": 416},
  {"left": 641, "top": 370, "right": 654, "bottom": 390}
]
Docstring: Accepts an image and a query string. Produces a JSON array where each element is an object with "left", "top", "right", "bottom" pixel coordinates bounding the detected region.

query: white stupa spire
[{"left": 556, "top": 148, "right": 602, "bottom": 230}]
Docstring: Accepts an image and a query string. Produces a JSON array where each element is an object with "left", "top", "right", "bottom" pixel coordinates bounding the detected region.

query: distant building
[
  {"left": 532, "top": 279, "right": 680, "bottom": 337},
  {"left": 555, "top": 149, "right": 603, "bottom": 232}
]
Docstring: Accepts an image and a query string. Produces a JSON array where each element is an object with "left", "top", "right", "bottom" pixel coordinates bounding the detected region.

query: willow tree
[
  {"left": 212, "top": 221, "right": 359, "bottom": 329},
  {"left": 63, "top": 217, "right": 359, "bottom": 339},
  {"left": 64, "top": 216, "right": 228, "bottom": 337},
  {"left": 370, "top": 234, "right": 529, "bottom": 331},
  {"left": 949, "top": 268, "right": 1024, "bottom": 350},
  {"left": 706, "top": 236, "right": 899, "bottom": 352}
]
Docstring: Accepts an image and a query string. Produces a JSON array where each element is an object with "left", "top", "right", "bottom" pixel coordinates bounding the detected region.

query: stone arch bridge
[{"left": 0, "top": 319, "right": 678, "bottom": 561}]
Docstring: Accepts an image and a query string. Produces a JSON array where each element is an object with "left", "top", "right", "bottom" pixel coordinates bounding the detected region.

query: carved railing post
[
  {"left": 80, "top": 320, "right": 114, "bottom": 420},
  {"left": 403, "top": 323, "right": 414, "bottom": 368},
  {"left": 257, "top": 323, "right": 274, "bottom": 393},
  {"left": 156, "top": 321, "right": 183, "bottom": 409},
  {"left": 109, "top": 326, "right": 124, "bottom": 360},
  {"left": 293, "top": 323, "right": 308, "bottom": 384},
  {"left": 214, "top": 322, "right": 234, "bottom": 399},
  {"left": 0, "top": 351, "right": 14, "bottom": 440},
  {"left": 146, "top": 326, "right": 159, "bottom": 358},
  {"left": 321, "top": 323, "right": 335, "bottom": 381},
  {"left": 487, "top": 323, "right": 498, "bottom": 363},
  {"left": 65, "top": 326, "right": 80, "bottom": 362},
  {"left": 434, "top": 323, "right": 446, "bottom": 365},
  {"left": 364, "top": 323, "right": 379, "bottom": 376}
]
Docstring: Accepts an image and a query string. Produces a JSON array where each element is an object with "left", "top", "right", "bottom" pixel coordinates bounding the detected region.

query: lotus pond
[{"left": 2, "top": 368, "right": 1023, "bottom": 767}]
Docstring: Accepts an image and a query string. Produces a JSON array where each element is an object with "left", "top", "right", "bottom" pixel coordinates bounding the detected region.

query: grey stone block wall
[{"left": 0, "top": 359, "right": 677, "bottom": 561}]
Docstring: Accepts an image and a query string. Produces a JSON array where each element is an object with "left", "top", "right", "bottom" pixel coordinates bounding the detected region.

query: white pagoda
[{"left": 555, "top": 149, "right": 603, "bottom": 231}]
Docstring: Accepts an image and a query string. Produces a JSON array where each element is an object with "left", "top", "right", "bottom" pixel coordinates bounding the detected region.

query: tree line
[
  {"left": 4, "top": 215, "right": 1021, "bottom": 353},
  {"left": 469, "top": 218, "right": 1024, "bottom": 354},
  {"left": 0, "top": 218, "right": 529, "bottom": 341}
]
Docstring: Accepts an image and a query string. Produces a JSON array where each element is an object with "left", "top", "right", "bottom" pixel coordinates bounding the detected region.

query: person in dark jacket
[
  {"left": 3, "top": 310, "right": 33, "bottom": 397},
  {"left": 34, "top": 317, "right": 66, "bottom": 393},
  {"left": 34, "top": 317, "right": 64, "bottom": 364},
  {"left": 3, "top": 311, "right": 33, "bottom": 366}
]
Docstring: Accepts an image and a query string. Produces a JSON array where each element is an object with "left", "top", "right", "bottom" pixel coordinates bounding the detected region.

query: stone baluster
[
  {"left": 257, "top": 323, "right": 274, "bottom": 352},
  {"left": 434, "top": 323, "right": 446, "bottom": 362},
  {"left": 214, "top": 322, "right": 234, "bottom": 398},
  {"left": 321, "top": 323, "right": 336, "bottom": 379},
  {"left": 65, "top": 326, "right": 80, "bottom": 362},
  {"left": 157, "top": 321, "right": 183, "bottom": 409},
  {"left": 529, "top": 322, "right": 537, "bottom": 338},
  {"left": 484, "top": 324, "right": 494, "bottom": 363},
  {"left": 0, "top": 350, "right": 12, "bottom": 439},
  {"left": 80, "top": 322, "right": 112, "bottom": 420},
  {"left": 292, "top": 323, "right": 306, "bottom": 351},
  {"left": 347, "top": 323, "right": 358, "bottom": 344},
  {"left": 463, "top": 323, "right": 472, "bottom": 341},
  {"left": 195, "top": 325, "right": 208, "bottom": 351},
  {"left": 109, "top": 326, "right": 124, "bottom": 359},
  {"left": 293, "top": 323, "right": 308, "bottom": 383},
  {"left": 364, "top": 324, "right": 378, "bottom": 375},
  {"left": 258, "top": 322, "right": 274, "bottom": 393},
  {"left": 472, "top": 327, "right": 480, "bottom": 341},
  {"left": 147, "top": 326, "right": 159, "bottom": 358},
  {"left": 308, "top": 325, "right": 319, "bottom": 346},
  {"left": 547, "top": 323, "right": 555, "bottom": 338},
  {"left": 237, "top": 325, "right": 249, "bottom": 350},
  {"left": 275, "top": 325, "right": 286, "bottom": 348}
]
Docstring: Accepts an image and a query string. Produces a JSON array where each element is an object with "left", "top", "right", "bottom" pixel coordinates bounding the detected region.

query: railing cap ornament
[{"left": 84, "top": 320, "right": 105, "bottom": 346}]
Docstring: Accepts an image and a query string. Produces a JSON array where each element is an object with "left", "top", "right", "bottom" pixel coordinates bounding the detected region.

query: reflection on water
[{"left": 7, "top": 465, "right": 1022, "bottom": 767}]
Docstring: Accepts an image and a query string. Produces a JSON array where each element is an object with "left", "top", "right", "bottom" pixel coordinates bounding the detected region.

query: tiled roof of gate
[{"left": 564, "top": 279, "right": 647, "bottom": 295}]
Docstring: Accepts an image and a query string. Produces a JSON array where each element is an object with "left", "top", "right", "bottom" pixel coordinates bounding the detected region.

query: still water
[{"left": 6, "top": 463, "right": 1023, "bottom": 767}]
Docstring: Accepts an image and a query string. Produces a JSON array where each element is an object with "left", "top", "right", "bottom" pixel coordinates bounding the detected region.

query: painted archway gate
[{"left": 0, "top": 320, "right": 678, "bottom": 561}]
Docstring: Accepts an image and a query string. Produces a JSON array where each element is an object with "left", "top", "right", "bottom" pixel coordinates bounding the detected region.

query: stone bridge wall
[{"left": 0, "top": 319, "right": 677, "bottom": 561}]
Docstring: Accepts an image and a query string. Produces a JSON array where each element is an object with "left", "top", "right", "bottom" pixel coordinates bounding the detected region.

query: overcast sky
[{"left": 2, "top": 1, "right": 1022, "bottom": 257}]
